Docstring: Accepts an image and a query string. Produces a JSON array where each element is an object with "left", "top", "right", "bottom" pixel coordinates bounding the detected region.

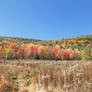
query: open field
[{"left": 0, "top": 60, "right": 92, "bottom": 92}]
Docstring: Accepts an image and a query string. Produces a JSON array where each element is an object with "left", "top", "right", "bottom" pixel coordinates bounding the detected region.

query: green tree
[{"left": 82, "top": 47, "right": 92, "bottom": 60}]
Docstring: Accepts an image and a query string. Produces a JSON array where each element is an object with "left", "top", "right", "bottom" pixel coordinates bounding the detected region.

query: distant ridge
[
  {"left": 0, "top": 36, "right": 41, "bottom": 43},
  {"left": 0, "top": 34, "right": 92, "bottom": 43},
  {"left": 80, "top": 35, "right": 92, "bottom": 37}
]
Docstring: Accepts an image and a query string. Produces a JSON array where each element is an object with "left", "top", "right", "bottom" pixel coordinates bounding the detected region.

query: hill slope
[
  {"left": 0, "top": 36, "right": 41, "bottom": 43},
  {"left": 0, "top": 35, "right": 92, "bottom": 44}
]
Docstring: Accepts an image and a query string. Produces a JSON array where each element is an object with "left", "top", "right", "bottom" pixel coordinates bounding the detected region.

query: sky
[{"left": 0, "top": 0, "right": 92, "bottom": 40}]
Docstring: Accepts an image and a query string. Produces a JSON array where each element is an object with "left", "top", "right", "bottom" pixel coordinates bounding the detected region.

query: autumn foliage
[
  {"left": 0, "top": 34, "right": 92, "bottom": 61},
  {"left": 0, "top": 42, "right": 84, "bottom": 60}
]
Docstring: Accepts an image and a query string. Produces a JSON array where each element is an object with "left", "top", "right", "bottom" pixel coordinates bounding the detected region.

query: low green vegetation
[{"left": 82, "top": 47, "right": 92, "bottom": 60}]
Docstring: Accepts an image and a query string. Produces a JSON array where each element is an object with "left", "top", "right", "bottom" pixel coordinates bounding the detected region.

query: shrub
[
  {"left": 61, "top": 50, "right": 70, "bottom": 60},
  {"left": 5, "top": 48, "right": 12, "bottom": 60},
  {"left": 16, "top": 48, "right": 25, "bottom": 59},
  {"left": 0, "top": 46, "right": 4, "bottom": 59},
  {"left": 82, "top": 47, "right": 92, "bottom": 60},
  {"left": 70, "top": 49, "right": 81, "bottom": 60}
]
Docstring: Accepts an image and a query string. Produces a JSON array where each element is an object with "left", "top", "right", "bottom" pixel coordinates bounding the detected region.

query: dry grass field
[{"left": 0, "top": 60, "right": 92, "bottom": 92}]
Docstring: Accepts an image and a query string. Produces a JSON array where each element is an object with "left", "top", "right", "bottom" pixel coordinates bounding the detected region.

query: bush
[
  {"left": 5, "top": 48, "right": 12, "bottom": 60},
  {"left": 82, "top": 47, "right": 92, "bottom": 60},
  {"left": 70, "top": 49, "right": 81, "bottom": 60},
  {"left": 32, "top": 55, "right": 39, "bottom": 59}
]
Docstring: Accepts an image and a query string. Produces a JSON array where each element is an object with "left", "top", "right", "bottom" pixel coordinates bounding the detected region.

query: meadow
[{"left": 0, "top": 60, "right": 92, "bottom": 92}]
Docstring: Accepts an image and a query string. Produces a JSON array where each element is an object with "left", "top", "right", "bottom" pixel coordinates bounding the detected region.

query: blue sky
[{"left": 0, "top": 0, "right": 92, "bottom": 40}]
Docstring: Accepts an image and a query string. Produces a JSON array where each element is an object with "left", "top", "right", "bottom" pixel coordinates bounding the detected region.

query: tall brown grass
[{"left": 0, "top": 60, "right": 92, "bottom": 92}]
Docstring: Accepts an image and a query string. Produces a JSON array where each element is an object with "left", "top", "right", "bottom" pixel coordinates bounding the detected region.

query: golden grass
[{"left": 0, "top": 60, "right": 92, "bottom": 92}]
